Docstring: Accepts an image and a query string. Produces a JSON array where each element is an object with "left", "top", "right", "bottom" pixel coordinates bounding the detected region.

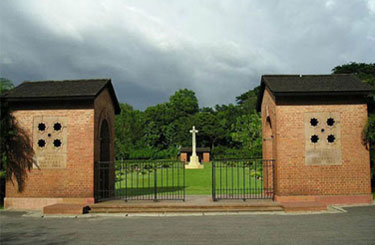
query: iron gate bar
[
  {"left": 95, "top": 159, "right": 185, "bottom": 202},
  {"left": 212, "top": 158, "right": 274, "bottom": 201}
]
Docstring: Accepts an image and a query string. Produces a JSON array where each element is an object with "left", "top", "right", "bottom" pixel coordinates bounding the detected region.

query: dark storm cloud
[{"left": 1, "top": 0, "right": 374, "bottom": 109}]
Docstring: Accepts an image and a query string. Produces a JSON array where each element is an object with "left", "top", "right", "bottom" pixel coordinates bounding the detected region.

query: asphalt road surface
[{"left": 1, "top": 206, "right": 374, "bottom": 244}]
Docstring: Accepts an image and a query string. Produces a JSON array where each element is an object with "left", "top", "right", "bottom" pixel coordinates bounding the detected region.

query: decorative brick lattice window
[
  {"left": 33, "top": 117, "right": 67, "bottom": 168},
  {"left": 305, "top": 112, "right": 341, "bottom": 165}
]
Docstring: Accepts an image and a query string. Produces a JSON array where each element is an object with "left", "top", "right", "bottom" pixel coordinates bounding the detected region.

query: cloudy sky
[{"left": 1, "top": 0, "right": 374, "bottom": 109}]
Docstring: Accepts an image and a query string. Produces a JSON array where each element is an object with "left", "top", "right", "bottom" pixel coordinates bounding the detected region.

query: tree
[
  {"left": 192, "top": 112, "right": 224, "bottom": 151},
  {"left": 332, "top": 62, "right": 375, "bottom": 87},
  {"left": 200, "top": 107, "right": 215, "bottom": 113},
  {"left": 236, "top": 86, "right": 261, "bottom": 113},
  {"left": 114, "top": 103, "right": 146, "bottom": 159},
  {"left": 144, "top": 102, "right": 174, "bottom": 148},
  {"left": 165, "top": 116, "right": 193, "bottom": 147},
  {"left": 169, "top": 89, "right": 199, "bottom": 117},
  {"left": 231, "top": 112, "right": 262, "bottom": 157},
  {"left": 0, "top": 78, "right": 34, "bottom": 205},
  {"left": 0, "top": 78, "right": 14, "bottom": 205},
  {"left": 214, "top": 103, "right": 243, "bottom": 147},
  {"left": 0, "top": 78, "right": 14, "bottom": 93},
  {"left": 363, "top": 115, "right": 375, "bottom": 189}
]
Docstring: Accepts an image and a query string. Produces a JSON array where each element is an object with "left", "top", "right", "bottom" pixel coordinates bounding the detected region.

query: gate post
[
  {"left": 243, "top": 162, "right": 246, "bottom": 201},
  {"left": 212, "top": 162, "right": 217, "bottom": 201},
  {"left": 183, "top": 162, "right": 186, "bottom": 202},
  {"left": 154, "top": 164, "right": 158, "bottom": 202},
  {"left": 124, "top": 160, "right": 128, "bottom": 202}
]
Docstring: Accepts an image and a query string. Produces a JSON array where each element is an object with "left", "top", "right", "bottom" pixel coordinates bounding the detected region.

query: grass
[
  {"left": 185, "top": 162, "right": 212, "bottom": 194},
  {"left": 114, "top": 162, "right": 264, "bottom": 196}
]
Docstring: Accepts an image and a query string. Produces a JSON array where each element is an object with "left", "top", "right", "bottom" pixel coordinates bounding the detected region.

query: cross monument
[{"left": 185, "top": 126, "right": 204, "bottom": 169}]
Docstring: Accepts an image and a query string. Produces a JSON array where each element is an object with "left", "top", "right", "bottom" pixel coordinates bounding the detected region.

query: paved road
[{"left": 1, "top": 206, "right": 374, "bottom": 244}]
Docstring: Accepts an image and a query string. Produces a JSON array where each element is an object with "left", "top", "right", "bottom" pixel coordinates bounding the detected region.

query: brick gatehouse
[
  {"left": 257, "top": 74, "right": 373, "bottom": 205},
  {"left": 2, "top": 79, "right": 120, "bottom": 210}
]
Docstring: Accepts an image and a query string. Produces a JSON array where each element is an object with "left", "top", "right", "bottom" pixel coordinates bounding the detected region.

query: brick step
[
  {"left": 43, "top": 204, "right": 89, "bottom": 215},
  {"left": 89, "top": 205, "right": 283, "bottom": 213},
  {"left": 281, "top": 201, "right": 327, "bottom": 212},
  {"left": 90, "top": 204, "right": 280, "bottom": 209}
]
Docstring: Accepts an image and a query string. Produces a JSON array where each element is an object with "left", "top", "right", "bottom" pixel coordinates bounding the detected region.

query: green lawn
[
  {"left": 185, "top": 162, "right": 212, "bottom": 194},
  {"left": 114, "top": 162, "right": 213, "bottom": 195},
  {"left": 115, "top": 162, "right": 264, "bottom": 196}
]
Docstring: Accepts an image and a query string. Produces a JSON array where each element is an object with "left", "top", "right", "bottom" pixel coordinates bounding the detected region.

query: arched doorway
[
  {"left": 263, "top": 116, "right": 274, "bottom": 196},
  {"left": 264, "top": 116, "right": 273, "bottom": 160},
  {"left": 98, "top": 119, "right": 110, "bottom": 199},
  {"left": 100, "top": 120, "right": 110, "bottom": 162}
]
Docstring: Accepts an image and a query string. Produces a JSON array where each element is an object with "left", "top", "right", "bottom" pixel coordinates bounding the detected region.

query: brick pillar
[
  {"left": 203, "top": 153, "right": 210, "bottom": 162},
  {"left": 180, "top": 153, "right": 188, "bottom": 162}
]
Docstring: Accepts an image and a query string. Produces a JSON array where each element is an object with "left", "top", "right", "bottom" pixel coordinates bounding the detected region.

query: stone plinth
[{"left": 185, "top": 155, "right": 203, "bottom": 169}]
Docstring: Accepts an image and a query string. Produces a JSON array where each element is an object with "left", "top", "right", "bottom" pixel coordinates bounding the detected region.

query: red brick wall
[
  {"left": 6, "top": 109, "right": 95, "bottom": 198},
  {"left": 94, "top": 88, "right": 116, "bottom": 199},
  {"left": 261, "top": 89, "right": 371, "bottom": 199},
  {"left": 203, "top": 153, "right": 210, "bottom": 162},
  {"left": 180, "top": 153, "right": 188, "bottom": 162}
]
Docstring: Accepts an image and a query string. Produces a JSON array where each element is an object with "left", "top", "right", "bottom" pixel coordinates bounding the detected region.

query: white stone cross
[
  {"left": 190, "top": 126, "right": 198, "bottom": 157},
  {"left": 186, "top": 125, "right": 203, "bottom": 169},
  {"left": 185, "top": 126, "right": 204, "bottom": 169}
]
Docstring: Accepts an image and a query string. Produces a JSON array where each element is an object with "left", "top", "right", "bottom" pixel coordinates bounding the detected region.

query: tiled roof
[
  {"left": 1, "top": 78, "right": 121, "bottom": 114},
  {"left": 257, "top": 74, "right": 373, "bottom": 111}
]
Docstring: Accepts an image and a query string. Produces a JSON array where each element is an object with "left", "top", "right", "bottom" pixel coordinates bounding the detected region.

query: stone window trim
[
  {"left": 327, "top": 134, "right": 336, "bottom": 143},
  {"left": 305, "top": 112, "right": 341, "bottom": 165},
  {"left": 38, "top": 139, "right": 46, "bottom": 148},
  {"left": 33, "top": 116, "right": 68, "bottom": 169},
  {"left": 37, "top": 122, "right": 47, "bottom": 132},
  {"left": 310, "top": 135, "right": 319, "bottom": 144},
  {"left": 53, "top": 139, "right": 62, "bottom": 148},
  {"left": 310, "top": 118, "right": 319, "bottom": 127},
  {"left": 326, "top": 117, "right": 336, "bottom": 127},
  {"left": 53, "top": 122, "right": 63, "bottom": 132}
]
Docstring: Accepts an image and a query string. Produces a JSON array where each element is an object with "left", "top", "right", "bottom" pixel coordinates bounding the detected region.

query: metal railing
[
  {"left": 94, "top": 160, "right": 185, "bottom": 202},
  {"left": 212, "top": 159, "right": 274, "bottom": 201}
]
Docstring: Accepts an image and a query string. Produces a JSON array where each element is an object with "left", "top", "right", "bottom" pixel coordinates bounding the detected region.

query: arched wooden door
[{"left": 99, "top": 119, "right": 110, "bottom": 199}]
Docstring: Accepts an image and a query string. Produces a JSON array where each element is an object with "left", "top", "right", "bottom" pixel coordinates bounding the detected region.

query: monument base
[{"left": 185, "top": 155, "right": 204, "bottom": 169}]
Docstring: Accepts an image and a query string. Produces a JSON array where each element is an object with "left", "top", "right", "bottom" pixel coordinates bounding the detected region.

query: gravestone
[{"left": 2, "top": 79, "right": 121, "bottom": 210}]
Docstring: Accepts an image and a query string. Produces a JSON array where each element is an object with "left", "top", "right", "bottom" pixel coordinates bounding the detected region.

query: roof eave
[
  {"left": 95, "top": 79, "right": 121, "bottom": 115},
  {"left": 3, "top": 95, "right": 96, "bottom": 102},
  {"left": 272, "top": 91, "right": 373, "bottom": 97},
  {"left": 256, "top": 77, "right": 267, "bottom": 112}
]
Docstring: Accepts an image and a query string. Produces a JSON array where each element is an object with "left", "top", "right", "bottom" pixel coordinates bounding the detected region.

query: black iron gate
[
  {"left": 95, "top": 160, "right": 185, "bottom": 202},
  {"left": 212, "top": 159, "right": 274, "bottom": 201}
]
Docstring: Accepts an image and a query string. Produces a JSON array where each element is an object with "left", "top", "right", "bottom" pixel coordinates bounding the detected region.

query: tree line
[{"left": 114, "top": 87, "right": 262, "bottom": 160}]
